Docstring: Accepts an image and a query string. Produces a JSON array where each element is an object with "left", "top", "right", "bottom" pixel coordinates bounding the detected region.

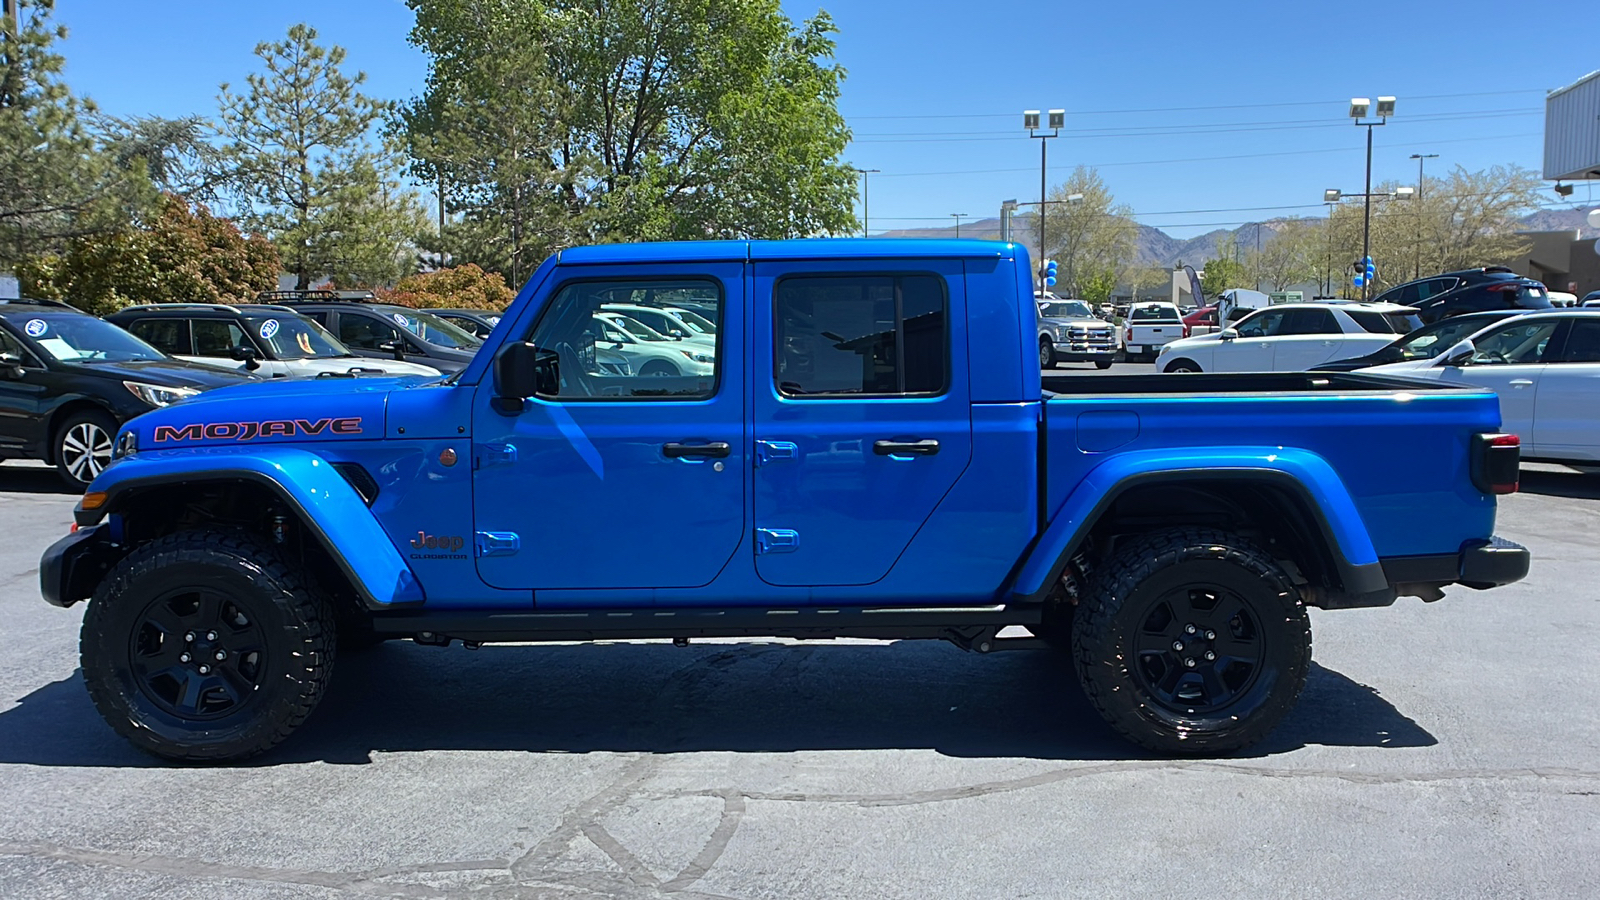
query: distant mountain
[{"left": 878, "top": 207, "right": 1600, "bottom": 268}]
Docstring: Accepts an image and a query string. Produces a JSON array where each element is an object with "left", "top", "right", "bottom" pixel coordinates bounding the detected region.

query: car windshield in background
[
  {"left": 1130, "top": 305, "right": 1179, "bottom": 322},
  {"left": 1040, "top": 301, "right": 1094, "bottom": 318},
  {"left": 245, "top": 316, "right": 346, "bottom": 360},
  {"left": 385, "top": 310, "right": 481, "bottom": 348},
  {"left": 1347, "top": 311, "right": 1420, "bottom": 334},
  {"left": 608, "top": 314, "right": 671, "bottom": 341},
  {"left": 15, "top": 313, "right": 166, "bottom": 362},
  {"left": 671, "top": 308, "right": 716, "bottom": 334}
]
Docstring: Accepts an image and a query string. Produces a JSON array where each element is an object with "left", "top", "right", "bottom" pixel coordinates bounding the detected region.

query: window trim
[
  {"left": 772, "top": 271, "right": 952, "bottom": 401},
  {"left": 518, "top": 275, "right": 727, "bottom": 403}
]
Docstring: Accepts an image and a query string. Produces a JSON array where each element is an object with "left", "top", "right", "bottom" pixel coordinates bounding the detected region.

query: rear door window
[
  {"left": 1555, "top": 319, "right": 1600, "bottom": 362},
  {"left": 128, "top": 318, "right": 192, "bottom": 355},
  {"left": 774, "top": 274, "right": 947, "bottom": 397},
  {"left": 339, "top": 313, "right": 404, "bottom": 350}
]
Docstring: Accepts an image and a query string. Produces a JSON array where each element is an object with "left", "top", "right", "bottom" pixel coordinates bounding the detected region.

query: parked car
[
  {"left": 1549, "top": 291, "right": 1579, "bottom": 308},
  {"left": 1156, "top": 302, "right": 1419, "bottom": 373},
  {"left": 1582, "top": 291, "right": 1600, "bottom": 307},
  {"left": 107, "top": 303, "right": 443, "bottom": 379},
  {"left": 599, "top": 302, "right": 719, "bottom": 346},
  {"left": 42, "top": 238, "right": 1526, "bottom": 763},
  {"left": 1358, "top": 310, "right": 1600, "bottom": 464},
  {"left": 1371, "top": 267, "right": 1551, "bottom": 323},
  {"left": 0, "top": 298, "right": 255, "bottom": 487},
  {"left": 1037, "top": 297, "right": 1117, "bottom": 369},
  {"left": 261, "top": 291, "right": 482, "bottom": 373},
  {"left": 592, "top": 313, "right": 716, "bottom": 378},
  {"left": 1122, "top": 302, "right": 1187, "bottom": 361},
  {"left": 596, "top": 307, "right": 716, "bottom": 351},
  {"left": 1315, "top": 310, "right": 1528, "bottom": 371},
  {"left": 425, "top": 308, "right": 502, "bottom": 341}
]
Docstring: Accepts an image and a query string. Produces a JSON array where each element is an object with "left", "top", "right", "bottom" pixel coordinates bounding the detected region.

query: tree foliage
[
  {"left": 1018, "top": 167, "right": 1136, "bottom": 299},
  {"left": 399, "top": 0, "right": 858, "bottom": 283},
  {"left": 219, "top": 24, "right": 427, "bottom": 289},
  {"left": 98, "top": 114, "right": 231, "bottom": 205},
  {"left": 16, "top": 193, "right": 280, "bottom": 314},
  {"left": 372, "top": 263, "right": 516, "bottom": 311},
  {"left": 0, "top": 0, "right": 148, "bottom": 268},
  {"left": 1201, "top": 234, "right": 1251, "bottom": 296}
]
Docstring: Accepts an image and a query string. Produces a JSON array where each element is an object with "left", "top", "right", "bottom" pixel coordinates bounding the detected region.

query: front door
[
  {"left": 1438, "top": 317, "right": 1562, "bottom": 440},
  {"left": 0, "top": 325, "right": 48, "bottom": 455},
  {"left": 1270, "top": 307, "right": 1344, "bottom": 370},
  {"left": 471, "top": 264, "right": 745, "bottom": 591},
  {"left": 1215, "top": 308, "right": 1287, "bottom": 372},
  {"left": 751, "top": 261, "right": 973, "bottom": 587}
]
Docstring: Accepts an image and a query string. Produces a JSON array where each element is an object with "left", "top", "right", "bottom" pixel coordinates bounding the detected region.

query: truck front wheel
[
  {"left": 80, "top": 530, "right": 335, "bottom": 761},
  {"left": 1072, "top": 528, "right": 1310, "bottom": 755}
]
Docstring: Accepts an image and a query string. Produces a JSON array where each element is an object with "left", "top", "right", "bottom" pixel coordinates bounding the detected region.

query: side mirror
[
  {"left": 1439, "top": 339, "right": 1475, "bottom": 367},
  {"left": 231, "top": 345, "right": 261, "bottom": 371},
  {"left": 1220, "top": 328, "right": 1239, "bottom": 341},
  {"left": 0, "top": 351, "right": 23, "bottom": 379},
  {"left": 492, "top": 341, "right": 559, "bottom": 408},
  {"left": 378, "top": 339, "right": 406, "bottom": 360}
]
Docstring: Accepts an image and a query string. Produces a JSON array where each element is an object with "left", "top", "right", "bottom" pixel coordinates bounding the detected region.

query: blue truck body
[{"left": 41, "top": 239, "right": 1530, "bottom": 759}]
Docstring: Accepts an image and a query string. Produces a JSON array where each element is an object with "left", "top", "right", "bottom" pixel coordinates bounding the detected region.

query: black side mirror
[
  {"left": 1439, "top": 339, "right": 1475, "bottom": 368},
  {"left": 492, "top": 341, "right": 559, "bottom": 410},
  {"left": 231, "top": 345, "right": 261, "bottom": 371},
  {"left": 0, "top": 351, "right": 23, "bottom": 379},
  {"left": 378, "top": 339, "right": 406, "bottom": 360}
]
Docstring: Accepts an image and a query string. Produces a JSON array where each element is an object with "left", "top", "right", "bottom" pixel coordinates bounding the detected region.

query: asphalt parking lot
[{"left": 1, "top": 446, "right": 1597, "bottom": 899}]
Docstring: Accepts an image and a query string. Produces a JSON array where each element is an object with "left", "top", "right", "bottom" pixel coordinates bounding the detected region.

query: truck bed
[{"left": 1042, "top": 370, "right": 1476, "bottom": 396}]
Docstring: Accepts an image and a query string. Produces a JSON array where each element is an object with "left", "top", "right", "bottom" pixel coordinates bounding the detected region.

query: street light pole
[
  {"left": 951, "top": 213, "right": 966, "bottom": 238},
  {"left": 850, "top": 167, "right": 880, "bottom": 238},
  {"left": 1025, "top": 109, "right": 1064, "bottom": 285},
  {"left": 1349, "top": 96, "right": 1394, "bottom": 300},
  {"left": 1410, "top": 153, "right": 1438, "bottom": 279}
]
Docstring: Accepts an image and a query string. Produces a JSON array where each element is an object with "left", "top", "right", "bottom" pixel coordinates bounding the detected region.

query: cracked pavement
[{"left": 1, "top": 460, "right": 1597, "bottom": 899}]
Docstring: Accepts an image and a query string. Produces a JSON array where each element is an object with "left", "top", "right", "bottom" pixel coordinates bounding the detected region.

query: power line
[
  {"left": 851, "top": 108, "right": 1536, "bottom": 139},
  {"left": 850, "top": 110, "right": 1538, "bottom": 144},
  {"left": 844, "top": 89, "right": 1548, "bottom": 120}
]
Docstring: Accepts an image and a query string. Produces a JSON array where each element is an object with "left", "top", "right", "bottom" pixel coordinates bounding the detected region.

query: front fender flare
[
  {"left": 72, "top": 447, "right": 425, "bottom": 609},
  {"left": 1010, "top": 446, "right": 1382, "bottom": 602}
]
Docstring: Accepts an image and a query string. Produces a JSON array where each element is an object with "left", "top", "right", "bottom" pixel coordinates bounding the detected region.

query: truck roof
[{"left": 557, "top": 238, "right": 1020, "bottom": 266}]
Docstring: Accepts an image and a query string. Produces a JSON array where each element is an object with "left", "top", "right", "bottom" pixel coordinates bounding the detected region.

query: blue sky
[{"left": 54, "top": 0, "right": 1590, "bottom": 238}]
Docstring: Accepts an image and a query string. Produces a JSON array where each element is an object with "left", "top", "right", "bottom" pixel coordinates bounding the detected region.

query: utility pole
[
  {"left": 1348, "top": 96, "right": 1394, "bottom": 300},
  {"left": 851, "top": 167, "right": 880, "bottom": 237},
  {"left": 1410, "top": 153, "right": 1438, "bottom": 279},
  {"left": 951, "top": 213, "right": 966, "bottom": 238}
]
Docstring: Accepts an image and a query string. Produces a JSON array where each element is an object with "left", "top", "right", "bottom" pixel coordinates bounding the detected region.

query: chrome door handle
[{"left": 1509, "top": 380, "right": 1534, "bottom": 387}]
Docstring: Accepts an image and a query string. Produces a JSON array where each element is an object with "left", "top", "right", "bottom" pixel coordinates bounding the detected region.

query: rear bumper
[{"left": 1378, "top": 535, "right": 1531, "bottom": 592}]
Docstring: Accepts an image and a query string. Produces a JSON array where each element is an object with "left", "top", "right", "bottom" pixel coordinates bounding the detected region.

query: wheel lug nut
[
  {"left": 1171, "top": 641, "right": 1184, "bottom": 651},
  {"left": 206, "top": 631, "right": 218, "bottom": 641},
  {"left": 215, "top": 650, "right": 227, "bottom": 661},
  {"left": 198, "top": 665, "right": 211, "bottom": 675},
  {"left": 1205, "top": 630, "right": 1216, "bottom": 640},
  {"left": 1204, "top": 651, "right": 1216, "bottom": 661},
  {"left": 179, "top": 653, "right": 191, "bottom": 663},
  {"left": 1184, "top": 624, "right": 1197, "bottom": 634},
  {"left": 184, "top": 632, "right": 195, "bottom": 642},
  {"left": 1184, "top": 657, "right": 1197, "bottom": 668}
]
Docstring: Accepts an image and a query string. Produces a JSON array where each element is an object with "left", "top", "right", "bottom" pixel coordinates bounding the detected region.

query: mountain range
[{"left": 879, "top": 206, "right": 1600, "bottom": 270}]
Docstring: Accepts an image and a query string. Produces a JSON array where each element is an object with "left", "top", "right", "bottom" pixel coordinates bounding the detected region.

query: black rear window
[{"left": 1130, "top": 306, "right": 1180, "bottom": 322}]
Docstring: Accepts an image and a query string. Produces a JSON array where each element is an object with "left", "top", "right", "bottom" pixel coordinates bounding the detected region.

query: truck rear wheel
[
  {"left": 80, "top": 530, "right": 335, "bottom": 761},
  {"left": 1071, "top": 528, "right": 1310, "bottom": 755}
]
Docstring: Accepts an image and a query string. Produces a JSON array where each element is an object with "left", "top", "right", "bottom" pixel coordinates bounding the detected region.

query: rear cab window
[{"left": 774, "top": 274, "right": 948, "bottom": 397}]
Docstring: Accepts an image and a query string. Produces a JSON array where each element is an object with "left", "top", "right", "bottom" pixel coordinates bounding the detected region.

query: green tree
[
  {"left": 16, "top": 193, "right": 280, "bottom": 315},
  {"left": 0, "top": 0, "right": 147, "bottom": 268},
  {"left": 1201, "top": 234, "right": 1250, "bottom": 296},
  {"left": 1018, "top": 166, "right": 1136, "bottom": 298},
  {"left": 98, "top": 114, "right": 230, "bottom": 205},
  {"left": 399, "top": 0, "right": 857, "bottom": 283},
  {"left": 219, "top": 24, "right": 426, "bottom": 288},
  {"left": 373, "top": 263, "right": 516, "bottom": 311},
  {"left": 1245, "top": 218, "right": 1317, "bottom": 292}
]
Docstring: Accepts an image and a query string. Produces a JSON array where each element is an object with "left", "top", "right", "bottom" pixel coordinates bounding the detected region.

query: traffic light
[{"left": 1044, "top": 259, "right": 1058, "bottom": 288}]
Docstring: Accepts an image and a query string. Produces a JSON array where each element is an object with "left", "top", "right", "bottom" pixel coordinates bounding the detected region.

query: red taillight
[
  {"left": 1125, "top": 325, "right": 1134, "bottom": 341},
  {"left": 1485, "top": 283, "right": 1518, "bottom": 293},
  {"left": 1472, "top": 432, "right": 1520, "bottom": 494},
  {"left": 1182, "top": 324, "right": 1192, "bottom": 338},
  {"left": 70, "top": 522, "right": 79, "bottom": 533}
]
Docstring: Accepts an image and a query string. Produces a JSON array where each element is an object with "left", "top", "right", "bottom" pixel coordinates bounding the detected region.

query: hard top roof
[{"left": 557, "top": 238, "right": 1018, "bottom": 265}]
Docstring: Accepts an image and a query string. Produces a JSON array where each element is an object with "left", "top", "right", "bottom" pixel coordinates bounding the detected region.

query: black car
[
  {"left": 0, "top": 298, "right": 256, "bottom": 487},
  {"left": 259, "top": 291, "right": 482, "bottom": 373},
  {"left": 424, "top": 308, "right": 503, "bottom": 341},
  {"left": 1315, "top": 310, "right": 1528, "bottom": 371},
  {"left": 1372, "top": 267, "right": 1552, "bottom": 323}
]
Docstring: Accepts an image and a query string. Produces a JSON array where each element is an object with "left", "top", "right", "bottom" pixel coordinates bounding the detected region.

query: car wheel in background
[
  {"left": 1040, "top": 338, "right": 1055, "bottom": 369},
  {"left": 1094, "top": 360, "right": 1113, "bottom": 370},
  {"left": 1164, "top": 359, "right": 1202, "bottom": 373},
  {"left": 639, "top": 360, "right": 679, "bottom": 377},
  {"left": 54, "top": 409, "right": 118, "bottom": 489},
  {"left": 1072, "top": 527, "right": 1311, "bottom": 755}
]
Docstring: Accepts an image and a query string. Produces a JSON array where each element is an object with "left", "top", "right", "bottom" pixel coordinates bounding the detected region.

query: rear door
[
  {"left": 1270, "top": 308, "right": 1345, "bottom": 370},
  {"left": 471, "top": 263, "right": 745, "bottom": 591},
  {"left": 1531, "top": 318, "right": 1600, "bottom": 460},
  {"left": 751, "top": 261, "right": 972, "bottom": 586}
]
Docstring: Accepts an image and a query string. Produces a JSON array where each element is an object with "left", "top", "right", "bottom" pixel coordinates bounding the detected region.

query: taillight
[
  {"left": 1182, "top": 324, "right": 1192, "bottom": 338},
  {"left": 1125, "top": 325, "right": 1133, "bottom": 342},
  {"left": 1485, "top": 283, "right": 1518, "bottom": 293},
  {"left": 1470, "top": 433, "right": 1520, "bottom": 494}
]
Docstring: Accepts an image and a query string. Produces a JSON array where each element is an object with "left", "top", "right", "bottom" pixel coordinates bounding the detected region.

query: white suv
[{"left": 1155, "top": 302, "right": 1419, "bottom": 373}]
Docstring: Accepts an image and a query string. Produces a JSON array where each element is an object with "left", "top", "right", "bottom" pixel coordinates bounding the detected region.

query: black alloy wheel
[
  {"left": 1072, "top": 527, "right": 1311, "bottom": 754},
  {"left": 128, "top": 589, "right": 268, "bottom": 721}
]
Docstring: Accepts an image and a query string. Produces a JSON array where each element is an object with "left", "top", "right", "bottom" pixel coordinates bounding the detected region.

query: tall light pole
[
  {"left": 1348, "top": 96, "right": 1395, "bottom": 299},
  {"left": 1410, "top": 153, "right": 1439, "bottom": 279},
  {"left": 1025, "top": 109, "right": 1064, "bottom": 284},
  {"left": 850, "top": 167, "right": 880, "bottom": 237},
  {"left": 1323, "top": 196, "right": 1338, "bottom": 298},
  {"left": 950, "top": 213, "right": 967, "bottom": 238},
  {"left": 1324, "top": 184, "right": 1413, "bottom": 298}
]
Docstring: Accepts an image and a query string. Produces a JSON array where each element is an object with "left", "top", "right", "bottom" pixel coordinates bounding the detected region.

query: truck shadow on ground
[
  {"left": 1516, "top": 467, "right": 1600, "bottom": 500},
  {"left": 0, "top": 641, "right": 1434, "bottom": 767},
  {"left": 0, "top": 464, "right": 78, "bottom": 495}
]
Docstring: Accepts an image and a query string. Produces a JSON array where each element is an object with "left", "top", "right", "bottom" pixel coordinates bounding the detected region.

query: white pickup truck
[{"left": 1122, "top": 302, "right": 1188, "bottom": 361}]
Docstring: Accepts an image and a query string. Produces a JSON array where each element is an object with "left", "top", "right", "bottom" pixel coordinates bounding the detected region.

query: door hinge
[
  {"left": 475, "top": 531, "right": 521, "bottom": 557},
  {"left": 474, "top": 442, "right": 518, "bottom": 469},
  {"left": 754, "top": 440, "right": 798, "bottom": 467},
  {"left": 755, "top": 528, "right": 800, "bottom": 554}
]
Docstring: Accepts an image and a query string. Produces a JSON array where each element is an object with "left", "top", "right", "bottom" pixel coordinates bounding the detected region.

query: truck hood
[
  {"left": 1040, "top": 316, "right": 1111, "bottom": 328},
  {"left": 122, "top": 376, "right": 407, "bottom": 449},
  {"left": 280, "top": 356, "right": 442, "bottom": 377}
]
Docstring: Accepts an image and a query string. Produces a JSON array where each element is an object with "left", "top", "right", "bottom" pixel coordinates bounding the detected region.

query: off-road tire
[
  {"left": 80, "top": 530, "right": 335, "bottom": 761},
  {"left": 1072, "top": 527, "right": 1311, "bottom": 755}
]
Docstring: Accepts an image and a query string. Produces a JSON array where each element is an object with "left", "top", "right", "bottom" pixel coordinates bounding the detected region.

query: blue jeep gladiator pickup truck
[{"left": 40, "top": 239, "right": 1530, "bottom": 761}]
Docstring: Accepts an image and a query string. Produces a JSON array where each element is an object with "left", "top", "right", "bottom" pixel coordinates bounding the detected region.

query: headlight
[
  {"left": 678, "top": 350, "right": 715, "bottom": 364},
  {"left": 114, "top": 428, "right": 138, "bottom": 459},
  {"left": 123, "top": 381, "right": 200, "bottom": 407}
]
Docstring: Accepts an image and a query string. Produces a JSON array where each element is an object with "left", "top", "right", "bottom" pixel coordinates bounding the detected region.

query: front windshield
[
  {"left": 1394, "top": 317, "right": 1503, "bottom": 360},
  {"left": 606, "top": 314, "right": 671, "bottom": 342},
  {"left": 383, "top": 309, "right": 482, "bottom": 349},
  {"left": 1039, "top": 301, "right": 1093, "bottom": 319},
  {"left": 245, "top": 315, "right": 346, "bottom": 360},
  {"left": 671, "top": 308, "right": 716, "bottom": 334},
  {"left": 15, "top": 313, "right": 165, "bottom": 362}
]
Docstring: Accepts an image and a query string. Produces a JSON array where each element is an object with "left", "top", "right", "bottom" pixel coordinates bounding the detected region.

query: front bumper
[{"left": 39, "top": 524, "right": 115, "bottom": 608}]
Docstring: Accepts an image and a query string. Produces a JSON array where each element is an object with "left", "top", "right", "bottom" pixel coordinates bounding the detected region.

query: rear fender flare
[
  {"left": 75, "top": 447, "right": 425, "bottom": 609},
  {"left": 1010, "top": 446, "right": 1381, "bottom": 602}
]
